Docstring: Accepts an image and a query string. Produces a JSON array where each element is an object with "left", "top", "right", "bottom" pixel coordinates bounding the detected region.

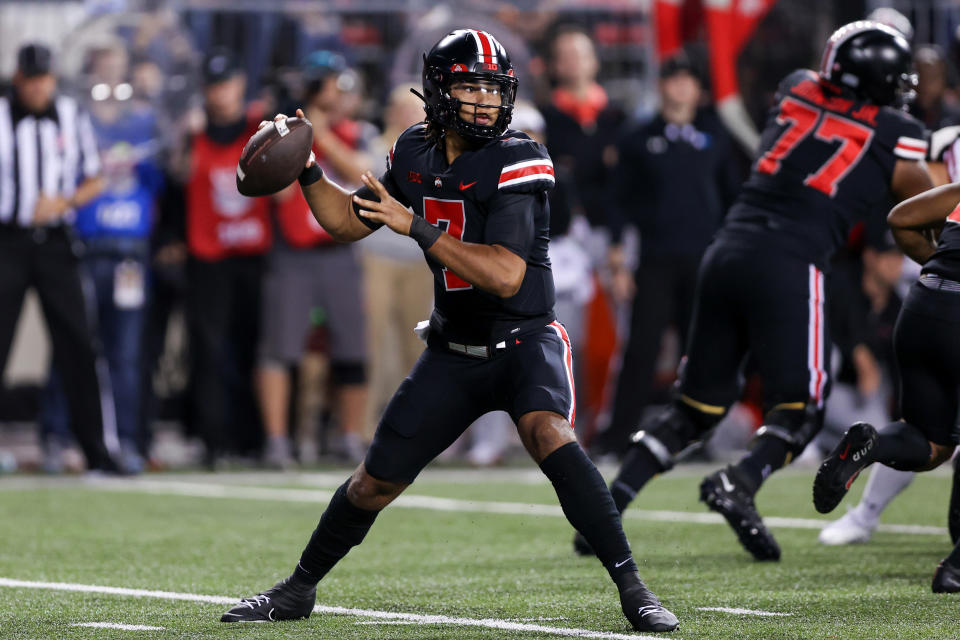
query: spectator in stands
[
  {"left": 597, "top": 52, "right": 740, "bottom": 455},
  {"left": 539, "top": 24, "right": 623, "bottom": 240},
  {"left": 538, "top": 25, "right": 622, "bottom": 431},
  {"left": 186, "top": 49, "right": 270, "bottom": 465},
  {"left": 257, "top": 51, "right": 373, "bottom": 468},
  {"left": 360, "top": 84, "right": 433, "bottom": 442},
  {"left": 912, "top": 45, "right": 960, "bottom": 130},
  {"left": 41, "top": 43, "right": 164, "bottom": 474},
  {"left": 0, "top": 43, "right": 119, "bottom": 473}
]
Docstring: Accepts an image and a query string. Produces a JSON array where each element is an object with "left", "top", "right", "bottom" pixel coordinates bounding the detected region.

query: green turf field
[{"left": 0, "top": 464, "right": 956, "bottom": 640}]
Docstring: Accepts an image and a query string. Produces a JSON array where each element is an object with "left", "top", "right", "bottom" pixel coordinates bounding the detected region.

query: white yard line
[
  {"left": 0, "top": 577, "right": 667, "bottom": 640},
  {"left": 55, "top": 478, "right": 948, "bottom": 537},
  {"left": 697, "top": 607, "right": 792, "bottom": 617},
  {"left": 72, "top": 622, "right": 165, "bottom": 630}
]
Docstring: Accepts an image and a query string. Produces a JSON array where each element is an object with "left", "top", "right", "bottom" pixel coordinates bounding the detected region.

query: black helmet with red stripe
[
  {"left": 818, "top": 21, "right": 916, "bottom": 107},
  {"left": 420, "top": 29, "right": 518, "bottom": 142}
]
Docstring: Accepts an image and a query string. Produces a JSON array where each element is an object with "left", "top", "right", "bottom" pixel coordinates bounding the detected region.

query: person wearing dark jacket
[{"left": 598, "top": 53, "right": 741, "bottom": 454}]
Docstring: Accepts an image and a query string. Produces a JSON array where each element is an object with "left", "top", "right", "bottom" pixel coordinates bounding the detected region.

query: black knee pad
[
  {"left": 330, "top": 361, "right": 367, "bottom": 386},
  {"left": 755, "top": 403, "right": 822, "bottom": 457},
  {"left": 628, "top": 400, "right": 725, "bottom": 471}
]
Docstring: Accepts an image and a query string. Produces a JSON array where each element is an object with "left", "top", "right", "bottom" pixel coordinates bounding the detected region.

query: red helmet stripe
[{"left": 468, "top": 28, "right": 498, "bottom": 65}]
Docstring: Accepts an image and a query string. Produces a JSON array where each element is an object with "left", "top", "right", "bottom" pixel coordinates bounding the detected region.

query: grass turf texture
[{"left": 0, "top": 466, "right": 955, "bottom": 639}]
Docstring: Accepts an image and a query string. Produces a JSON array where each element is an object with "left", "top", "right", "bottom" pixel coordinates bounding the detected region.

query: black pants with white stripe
[
  {"left": 679, "top": 236, "right": 831, "bottom": 415},
  {"left": 0, "top": 225, "right": 115, "bottom": 470}
]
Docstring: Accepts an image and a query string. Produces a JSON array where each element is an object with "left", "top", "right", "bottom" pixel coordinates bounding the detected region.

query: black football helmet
[
  {"left": 419, "top": 29, "right": 518, "bottom": 141},
  {"left": 818, "top": 20, "right": 916, "bottom": 107}
]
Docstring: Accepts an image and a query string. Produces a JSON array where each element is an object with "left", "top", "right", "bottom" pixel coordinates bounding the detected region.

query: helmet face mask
[
  {"left": 819, "top": 20, "right": 916, "bottom": 108},
  {"left": 421, "top": 30, "right": 518, "bottom": 143}
]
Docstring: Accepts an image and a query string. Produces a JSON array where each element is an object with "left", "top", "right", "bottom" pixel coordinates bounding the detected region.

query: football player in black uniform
[
  {"left": 575, "top": 21, "right": 934, "bottom": 562},
  {"left": 220, "top": 30, "right": 678, "bottom": 632},
  {"left": 813, "top": 180, "right": 960, "bottom": 591}
]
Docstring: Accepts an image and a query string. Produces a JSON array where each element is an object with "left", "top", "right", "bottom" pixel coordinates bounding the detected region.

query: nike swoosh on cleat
[
  {"left": 838, "top": 443, "right": 850, "bottom": 460},
  {"left": 268, "top": 608, "right": 276, "bottom": 621},
  {"left": 222, "top": 613, "right": 242, "bottom": 617},
  {"left": 459, "top": 181, "right": 478, "bottom": 190},
  {"left": 720, "top": 472, "right": 735, "bottom": 493}
]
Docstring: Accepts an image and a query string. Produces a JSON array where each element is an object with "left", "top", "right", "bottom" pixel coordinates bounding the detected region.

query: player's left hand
[{"left": 353, "top": 171, "right": 413, "bottom": 236}]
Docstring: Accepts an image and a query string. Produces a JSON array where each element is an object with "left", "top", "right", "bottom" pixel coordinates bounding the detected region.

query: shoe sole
[
  {"left": 700, "top": 479, "right": 780, "bottom": 562},
  {"left": 813, "top": 423, "right": 878, "bottom": 514}
]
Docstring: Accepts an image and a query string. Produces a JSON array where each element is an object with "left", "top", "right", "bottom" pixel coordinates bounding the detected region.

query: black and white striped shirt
[{"left": 0, "top": 92, "right": 100, "bottom": 227}]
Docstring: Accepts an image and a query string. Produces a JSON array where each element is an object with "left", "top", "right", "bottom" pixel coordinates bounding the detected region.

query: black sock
[
  {"left": 292, "top": 480, "right": 380, "bottom": 586},
  {"left": 540, "top": 442, "right": 638, "bottom": 581},
  {"left": 735, "top": 437, "right": 791, "bottom": 494},
  {"left": 610, "top": 445, "right": 662, "bottom": 513},
  {"left": 875, "top": 421, "right": 931, "bottom": 471}
]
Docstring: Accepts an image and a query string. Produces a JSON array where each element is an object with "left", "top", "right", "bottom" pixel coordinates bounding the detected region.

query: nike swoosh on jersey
[{"left": 459, "top": 181, "right": 478, "bottom": 190}]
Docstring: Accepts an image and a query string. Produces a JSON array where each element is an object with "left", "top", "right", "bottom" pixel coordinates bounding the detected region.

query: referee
[{"left": 0, "top": 44, "right": 118, "bottom": 472}]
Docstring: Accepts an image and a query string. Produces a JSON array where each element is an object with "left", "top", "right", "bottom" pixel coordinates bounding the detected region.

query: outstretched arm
[
  {"left": 353, "top": 171, "right": 526, "bottom": 298},
  {"left": 265, "top": 110, "right": 373, "bottom": 243}
]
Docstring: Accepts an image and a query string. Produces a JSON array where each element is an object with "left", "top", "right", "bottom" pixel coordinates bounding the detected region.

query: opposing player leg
[
  {"left": 506, "top": 324, "right": 678, "bottom": 632},
  {"left": 814, "top": 284, "right": 960, "bottom": 514},
  {"left": 221, "top": 347, "right": 486, "bottom": 622}
]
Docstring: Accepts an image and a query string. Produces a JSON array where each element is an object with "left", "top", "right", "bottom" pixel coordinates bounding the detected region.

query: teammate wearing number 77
[
  {"left": 220, "top": 29, "right": 679, "bottom": 633},
  {"left": 574, "top": 20, "right": 934, "bottom": 563}
]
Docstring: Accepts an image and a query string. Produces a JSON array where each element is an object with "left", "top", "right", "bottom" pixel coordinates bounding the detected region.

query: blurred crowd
[{"left": 2, "top": 2, "right": 960, "bottom": 475}]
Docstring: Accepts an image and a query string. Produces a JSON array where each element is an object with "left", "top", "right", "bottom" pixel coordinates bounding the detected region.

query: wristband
[
  {"left": 298, "top": 163, "right": 324, "bottom": 186},
  {"left": 409, "top": 214, "right": 443, "bottom": 250}
]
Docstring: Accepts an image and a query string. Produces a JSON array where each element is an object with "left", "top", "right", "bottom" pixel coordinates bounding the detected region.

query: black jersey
[
  {"left": 925, "top": 125, "right": 960, "bottom": 281},
  {"left": 358, "top": 124, "right": 556, "bottom": 344},
  {"left": 725, "top": 69, "right": 926, "bottom": 268}
]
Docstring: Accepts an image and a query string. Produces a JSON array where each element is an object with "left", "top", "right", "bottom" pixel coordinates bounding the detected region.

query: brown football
[{"left": 236, "top": 117, "right": 314, "bottom": 197}]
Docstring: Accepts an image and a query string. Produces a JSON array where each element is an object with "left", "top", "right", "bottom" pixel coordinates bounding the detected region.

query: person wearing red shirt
[{"left": 186, "top": 50, "right": 270, "bottom": 464}]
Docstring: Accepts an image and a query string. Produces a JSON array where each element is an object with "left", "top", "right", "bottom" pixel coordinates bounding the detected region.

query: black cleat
[
  {"left": 700, "top": 466, "right": 780, "bottom": 561},
  {"left": 620, "top": 581, "right": 679, "bottom": 632},
  {"left": 932, "top": 559, "right": 960, "bottom": 593},
  {"left": 948, "top": 455, "right": 960, "bottom": 545},
  {"left": 572, "top": 531, "right": 596, "bottom": 556},
  {"left": 813, "top": 422, "right": 878, "bottom": 515},
  {"left": 220, "top": 577, "right": 316, "bottom": 622}
]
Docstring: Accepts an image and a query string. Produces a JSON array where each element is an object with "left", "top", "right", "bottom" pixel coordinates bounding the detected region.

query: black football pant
[
  {"left": 893, "top": 279, "right": 960, "bottom": 446},
  {"left": 186, "top": 256, "right": 264, "bottom": 459},
  {"left": 680, "top": 238, "right": 830, "bottom": 427},
  {"left": 603, "top": 257, "right": 699, "bottom": 452},
  {"left": 0, "top": 226, "right": 115, "bottom": 471}
]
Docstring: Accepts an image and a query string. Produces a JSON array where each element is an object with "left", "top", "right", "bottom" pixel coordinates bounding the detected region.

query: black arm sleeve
[
  {"left": 352, "top": 167, "right": 409, "bottom": 230},
  {"left": 484, "top": 191, "right": 539, "bottom": 261}
]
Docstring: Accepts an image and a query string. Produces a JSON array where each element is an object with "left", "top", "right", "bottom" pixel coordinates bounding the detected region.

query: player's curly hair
[{"left": 424, "top": 119, "right": 444, "bottom": 147}]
